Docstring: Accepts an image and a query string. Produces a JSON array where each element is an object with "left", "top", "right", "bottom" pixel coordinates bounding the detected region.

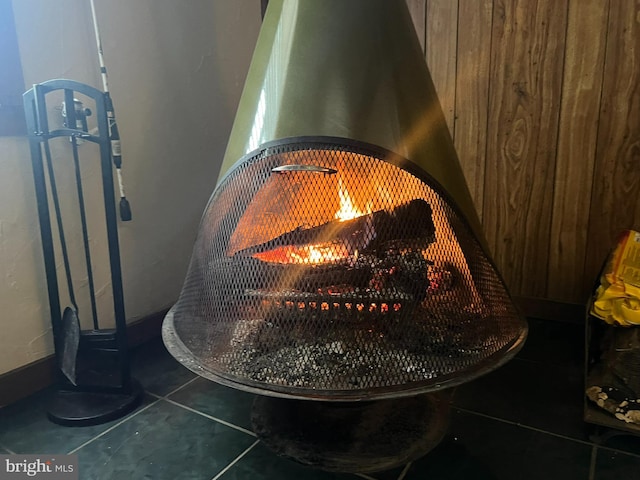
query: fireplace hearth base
[{"left": 251, "top": 392, "right": 450, "bottom": 473}]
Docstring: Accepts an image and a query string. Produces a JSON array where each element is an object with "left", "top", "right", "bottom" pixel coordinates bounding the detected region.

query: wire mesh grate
[{"left": 168, "top": 139, "right": 526, "bottom": 399}]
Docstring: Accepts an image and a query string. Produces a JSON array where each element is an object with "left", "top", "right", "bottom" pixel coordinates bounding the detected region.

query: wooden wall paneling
[
  {"left": 482, "top": 0, "right": 568, "bottom": 297},
  {"left": 547, "top": 0, "right": 608, "bottom": 303},
  {"left": 453, "top": 0, "right": 493, "bottom": 221},
  {"left": 585, "top": 0, "right": 640, "bottom": 294},
  {"left": 406, "top": 0, "right": 426, "bottom": 53},
  {"left": 425, "top": 0, "right": 459, "bottom": 135}
]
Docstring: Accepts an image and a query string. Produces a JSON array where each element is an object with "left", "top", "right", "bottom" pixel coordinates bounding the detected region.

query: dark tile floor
[{"left": 2, "top": 318, "right": 640, "bottom": 479}]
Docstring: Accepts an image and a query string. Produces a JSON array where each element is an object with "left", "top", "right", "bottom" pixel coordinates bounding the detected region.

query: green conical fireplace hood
[
  {"left": 220, "top": 0, "right": 483, "bottom": 241},
  {"left": 162, "top": 0, "right": 527, "bottom": 409}
]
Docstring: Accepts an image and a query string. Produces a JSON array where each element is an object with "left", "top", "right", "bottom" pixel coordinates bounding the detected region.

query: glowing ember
[{"left": 253, "top": 243, "right": 350, "bottom": 265}]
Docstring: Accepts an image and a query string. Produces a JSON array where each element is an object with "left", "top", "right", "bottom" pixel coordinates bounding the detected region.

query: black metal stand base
[
  {"left": 47, "top": 379, "right": 143, "bottom": 427},
  {"left": 251, "top": 392, "right": 451, "bottom": 474}
]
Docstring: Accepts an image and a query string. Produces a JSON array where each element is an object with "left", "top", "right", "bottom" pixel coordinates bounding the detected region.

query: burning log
[
  {"left": 371, "top": 198, "right": 436, "bottom": 247},
  {"left": 360, "top": 250, "right": 430, "bottom": 301},
  {"left": 241, "top": 199, "right": 435, "bottom": 265},
  {"left": 230, "top": 200, "right": 435, "bottom": 298}
]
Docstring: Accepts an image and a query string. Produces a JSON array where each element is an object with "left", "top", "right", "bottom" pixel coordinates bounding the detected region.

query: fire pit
[{"left": 163, "top": 0, "right": 526, "bottom": 473}]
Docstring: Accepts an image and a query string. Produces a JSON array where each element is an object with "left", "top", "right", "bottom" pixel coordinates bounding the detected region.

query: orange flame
[
  {"left": 253, "top": 243, "right": 349, "bottom": 265},
  {"left": 334, "top": 178, "right": 369, "bottom": 222},
  {"left": 252, "top": 178, "right": 369, "bottom": 265}
]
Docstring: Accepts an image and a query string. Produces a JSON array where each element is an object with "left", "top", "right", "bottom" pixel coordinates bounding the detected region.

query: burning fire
[
  {"left": 253, "top": 243, "right": 350, "bottom": 265},
  {"left": 253, "top": 179, "right": 368, "bottom": 265},
  {"left": 334, "top": 178, "right": 370, "bottom": 221}
]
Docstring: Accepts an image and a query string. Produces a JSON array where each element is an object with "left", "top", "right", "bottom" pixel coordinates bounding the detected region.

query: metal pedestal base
[
  {"left": 47, "top": 379, "right": 143, "bottom": 427},
  {"left": 251, "top": 392, "right": 450, "bottom": 474}
]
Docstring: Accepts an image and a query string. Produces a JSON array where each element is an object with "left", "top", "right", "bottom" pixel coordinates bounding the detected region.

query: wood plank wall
[{"left": 407, "top": 0, "right": 640, "bottom": 305}]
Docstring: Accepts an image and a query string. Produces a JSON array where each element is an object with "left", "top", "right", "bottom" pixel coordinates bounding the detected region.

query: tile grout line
[
  {"left": 210, "top": 439, "right": 260, "bottom": 480},
  {"left": 66, "top": 398, "right": 162, "bottom": 455},
  {"left": 159, "top": 396, "right": 257, "bottom": 437},
  {"left": 355, "top": 474, "right": 377, "bottom": 480},
  {"left": 161, "top": 376, "right": 200, "bottom": 398},
  {"left": 1, "top": 445, "right": 16, "bottom": 455},
  {"left": 456, "top": 406, "right": 640, "bottom": 459},
  {"left": 65, "top": 376, "right": 198, "bottom": 455},
  {"left": 397, "top": 462, "right": 412, "bottom": 480},
  {"left": 454, "top": 407, "right": 594, "bottom": 446}
]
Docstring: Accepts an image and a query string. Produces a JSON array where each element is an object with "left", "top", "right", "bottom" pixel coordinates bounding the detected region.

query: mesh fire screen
[{"left": 164, "top": 138, "right": 526, "bottom": 400}]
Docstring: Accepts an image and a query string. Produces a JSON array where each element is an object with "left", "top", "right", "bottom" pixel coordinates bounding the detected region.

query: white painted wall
[{"left": 0, "top": 0, "right": 261, "bottom": 375}]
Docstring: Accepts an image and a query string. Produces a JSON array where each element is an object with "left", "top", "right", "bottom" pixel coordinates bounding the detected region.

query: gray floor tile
[
  {"left": 130, "top": 338, "right": 196, "bottom": 396},
  {"left": 403, "top": 409, "right": 592, "bottom": 480},
  {"left": 168, "top": 377, "right": 256, "bottom": 431},
  {"left": 218, "top": 442, "right": 359, "bottom": 480},
  {"left": 589, "top": 429, "right": 640, "bottom": 456},
  {"left": 453, "top": 357, "right": 589, "bottom": 441},
  {"left": 0, "top": 387, "right": 153, "bottom": 454},
  {"left": 76, "top": 399, "right": 255, "bottom": 480},
  {"left": 594, "top": 448, "right": 640, "bottom": 479}
]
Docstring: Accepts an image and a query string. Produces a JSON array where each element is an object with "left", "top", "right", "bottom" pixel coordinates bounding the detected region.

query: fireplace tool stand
[{"left": 24, "top": 79, "right": 142, "bottom": 426}]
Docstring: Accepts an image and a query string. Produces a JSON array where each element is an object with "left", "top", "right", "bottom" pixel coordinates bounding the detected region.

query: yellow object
[{"left": 592, "top": 230, "right": 640, "bottom": 326}]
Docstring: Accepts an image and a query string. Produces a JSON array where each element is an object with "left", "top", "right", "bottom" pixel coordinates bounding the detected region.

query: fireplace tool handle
[
  {"left": 90, "top": 0, "right": 132, "bottom": 222},
  {"left": 272, "top": 164, "right": 337, "bottom": 174}
]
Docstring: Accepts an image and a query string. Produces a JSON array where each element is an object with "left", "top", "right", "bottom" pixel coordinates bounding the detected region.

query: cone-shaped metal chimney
[
  {"left": 163, "top": 0, "right": 527, "bottom": 472},
  {"left": 221, "top": 0, "right": 482, "bottom": 241}
]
